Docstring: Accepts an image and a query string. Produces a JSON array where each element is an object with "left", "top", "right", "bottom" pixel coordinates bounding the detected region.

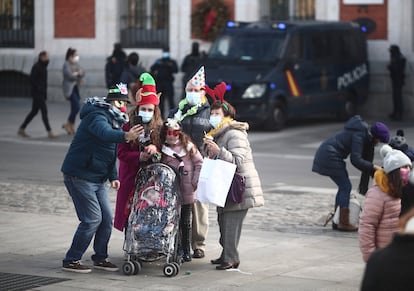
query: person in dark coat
[
  {"left": 105, "top": 43, "right": 127, "bottom": 89},
  {"left": 150, "top": 49, "right": 178, "bottom": 116},
  {"left": 181, "top": 42, "right": 202, "bottom": 94},
  {"left": 18, "top": 51, "right": 56, "bottom": 138},
  {"left": 119, "top": 52, "right": 146, "bottom": 99},
  {"left": 61, "top": 84, "right": 142, "bottom": 273},
  {"left": 389, "top": 129, "right": 414, "bottom": 216},
  {"left": 388, "top": 45, "right": 406, "bottom": 121},
  {"left": 169, "top": 66, "right": 213, "bottom": 259},
  {"left": 312, "top": 115, "right": 390, "bottom": 231},
  {"left": 361, "top": 207, "right": 414, "bottom": 291}
]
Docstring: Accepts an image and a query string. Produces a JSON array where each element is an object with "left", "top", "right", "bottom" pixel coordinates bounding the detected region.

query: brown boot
[
  {"left": 338, "top": 207, "right": 358, "bottom": 232},
  {"left": 62, "top": 122, "right": 74, "bottom": 134},
  {"left": 69, "top": 122, "right": 76, "bottom": 134},
  {"left": 17, "top": 128, "right": 30, "bottom": 138}
]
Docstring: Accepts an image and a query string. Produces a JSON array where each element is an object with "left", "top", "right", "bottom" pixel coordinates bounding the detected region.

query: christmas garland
[{"left": 191, "top": 0, "right": 231, "bottom": 42}]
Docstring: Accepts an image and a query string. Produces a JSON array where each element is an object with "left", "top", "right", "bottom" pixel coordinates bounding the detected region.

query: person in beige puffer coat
[
  {"left": 203, "top": 85, "right": 264, "bottom": 270},
  {"left": 359, "top": 144, "right": 412, "bottom": 262}
]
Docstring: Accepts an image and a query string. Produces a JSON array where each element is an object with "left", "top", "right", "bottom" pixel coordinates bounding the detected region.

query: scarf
[
  {"left": 374, "top": 169, "right": 392, "bottom": 195},
  {"left": 86, "top": 97, "right": 129, "bottom": 129},
  {"left": 206, "top": 117, "right": 233, "bottom": 137}
]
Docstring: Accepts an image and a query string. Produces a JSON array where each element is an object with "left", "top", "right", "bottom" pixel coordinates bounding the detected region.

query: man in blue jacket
[{"left": 61, "top": 84, "right": 142, "bottom": 273}]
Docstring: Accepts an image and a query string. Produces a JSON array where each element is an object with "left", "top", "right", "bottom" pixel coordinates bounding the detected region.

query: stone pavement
[{"left": 1, "top": 98, "right": 414, "bottom": 290}]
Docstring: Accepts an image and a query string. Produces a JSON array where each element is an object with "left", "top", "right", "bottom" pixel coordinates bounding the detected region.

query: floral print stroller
[{"left": 122, "top": 163, "right": 182, "bottom": 277}]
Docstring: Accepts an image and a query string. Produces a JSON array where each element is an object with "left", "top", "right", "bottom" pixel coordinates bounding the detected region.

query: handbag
[
  {"left": 227, "top": 173, "right": 246, "bottom": 204},
  {"left": 196, "top": 158, "right": 236, "bottom": 207}
]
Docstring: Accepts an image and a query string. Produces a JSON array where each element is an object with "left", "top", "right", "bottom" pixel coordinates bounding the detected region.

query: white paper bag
[{"left": 196, "top": 158, "right": 237, "bottom": 207}]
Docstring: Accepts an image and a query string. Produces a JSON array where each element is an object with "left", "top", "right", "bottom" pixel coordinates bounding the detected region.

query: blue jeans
[
  {"left": 68, "top": 86, "right": 80, "bottom": 124},
  {"left": 63, "top": 175, "right": 113, "bottom": 264},
  {"left": 330, "top": 175, "right": 352, "bottom": 208}
]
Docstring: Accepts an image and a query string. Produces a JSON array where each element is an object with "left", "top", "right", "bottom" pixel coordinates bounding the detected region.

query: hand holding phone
[{"left": 133, "top": 115, "right": 143, "bottom": 126}]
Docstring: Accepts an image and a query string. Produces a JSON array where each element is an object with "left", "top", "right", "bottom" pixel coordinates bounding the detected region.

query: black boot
[{"left": 180, "top": 204, "right": 192, "bottom": 262}]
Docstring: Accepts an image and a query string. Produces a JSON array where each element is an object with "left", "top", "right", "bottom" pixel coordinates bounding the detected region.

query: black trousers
[
  {"left": 180, "top": 204, "right": 193, "bottom": 253},
  {"left": 391, "top": 82, "right": 403, "bottom": 119},
  {"left": 20, "top": 95, "right": 51, "bottom": 131}
]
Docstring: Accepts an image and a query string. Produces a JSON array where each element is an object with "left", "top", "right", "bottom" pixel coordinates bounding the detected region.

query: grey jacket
[
  {"left": 62, "top": 60, "right": 85, "bottom": 98},
  {"left": 209, "top": 121, "right": 264, "bottom": 211}
]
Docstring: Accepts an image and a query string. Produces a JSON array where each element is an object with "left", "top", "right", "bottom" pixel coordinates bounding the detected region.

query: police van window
[
  {"left": 309, "top": 32, "right": 339, "bottom": 63},
  {"left": 209, "top": 31, "right": 286, "bottom": 61},
  {"left": 284, "top": 34, "right": 303, "bottom": 60}
]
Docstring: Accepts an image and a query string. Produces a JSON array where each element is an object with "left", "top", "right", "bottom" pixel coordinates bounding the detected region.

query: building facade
[{"left": 0, "top": 0, "right": 412, "bottom": 117}]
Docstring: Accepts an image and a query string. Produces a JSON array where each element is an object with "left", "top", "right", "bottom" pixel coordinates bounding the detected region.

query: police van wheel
[
  {"left": 265, "top": 101, "right": 286, "bottom": 131},
  {"left": 336, "top": 93, "right": 356, "bottom": 121}
]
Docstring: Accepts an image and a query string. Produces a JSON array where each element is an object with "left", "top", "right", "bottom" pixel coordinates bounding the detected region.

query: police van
[{"left": 204, "top": 20, "right": 369, "bottom": 130}]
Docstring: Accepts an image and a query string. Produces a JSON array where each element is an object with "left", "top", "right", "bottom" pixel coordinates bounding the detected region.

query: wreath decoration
[{"left": 191, "top": 0, "right": 231, "bottom": 42}]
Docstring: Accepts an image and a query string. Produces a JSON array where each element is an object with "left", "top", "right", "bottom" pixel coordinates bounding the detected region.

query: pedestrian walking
[
  {"left": 105, "top": 42, "right": 127, "bottom": 89},
  {"left": 358, "top": 144, "right": 411, "bottom": 262},
  {"left": 62, "top": 47, "right": 85, "bottom": 134},
  {"left": 169, "top": 66, "right": 213, "bottom": 259},
  {"left": 17, "top": 51, "right": 57, "bottom": 138},
  {"left": 160, "top": 118, "right": 203, "bottom": 262},
  {"left": 388, "top": 44, "right": 406, "bottom": 121},
  {"left": 202, "top": 82, "right": 264, "bottom": 270},
  {"left": 150, "top": 49, "right": 178, "bottom": 116},
  {"left": 119, "top": 52, "right": 146, "bottom": 102},
  {"left": 61, "top": 84, "right": 142, "bottom": 273},
  {"left": 312, "top": 115, "right": 390, "bottom": 231},
  {"left": 181, "top": 41, "right": 202, "bottom": 94},
  {"left": 114, "top": 72, "right": 163, "bottom": 232},
  {"left": 361, "top": 207, "right": 414, "bottom": 291}
]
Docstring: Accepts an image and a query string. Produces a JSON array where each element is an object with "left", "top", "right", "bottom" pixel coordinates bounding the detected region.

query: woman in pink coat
[
  {"left": 160, "top": 118, "right": 203, "bottom": 262},
  {"left": 114, "top": 73, "right": 163, "bottom": 232},
  {"left": 359, "top": 144, "right": 412, "bottom": 262}
]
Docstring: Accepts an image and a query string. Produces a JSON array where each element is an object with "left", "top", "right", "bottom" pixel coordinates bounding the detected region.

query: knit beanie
[
  {"left": 389, "top": 129, "right": 408, "bottom": 151},
  {"left": 370, "top": 122, "right": 390, "bottom": 143},
  {"left": 136, "top": 73, "right": 159, "bottom": 106},
  {"left": 380, "top": 144, "right": 412, "bottom": 173}
]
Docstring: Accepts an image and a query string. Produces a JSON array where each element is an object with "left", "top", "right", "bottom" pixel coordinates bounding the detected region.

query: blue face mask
[
  {"left": 209, "top": 116, "right": 222, "bottom": 128},
  {"left": 162, "top": 52, "right": 170, "bottom": 59},
  {"left": 138, "top": 111, "right": 154, "bottom": 123},
  {"left": 186, "top": 91, "right": 202, "bottom": 105}
]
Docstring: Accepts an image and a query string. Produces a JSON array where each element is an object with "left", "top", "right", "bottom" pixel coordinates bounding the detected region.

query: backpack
[{"left": 324, "top": 194, "right": 361, "bottom": 227}]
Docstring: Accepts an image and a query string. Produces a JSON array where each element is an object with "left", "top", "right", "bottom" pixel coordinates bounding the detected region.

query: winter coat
[
  {"left": 161, "top": 142, "right": 203, "bottom": 205},
  {"left": 61, "top": 101, "right": 126, "bottom": 183},
  {"left": 62, "top": 60, "right": 85, "bottom": 98},
  {"left": 359, "top": 170, "right": 401, "bottom": 262},
  {"left": 312, "top": 115, "right": 375, "bottom": 177},
  {"left": 30, "top": 59, "right": 48, "bottom": 98},
  {"left": 120, "top": 64, "right": 146, "bottom": 88},
  {"left": 209, "top": 121, "right": 264, "bottom": 211},
  {"left": 169, "top": 102, "right": 212, "bottom": 151},
  {"left": 361, "top": 234, "right": 414, "bottom": 291}
]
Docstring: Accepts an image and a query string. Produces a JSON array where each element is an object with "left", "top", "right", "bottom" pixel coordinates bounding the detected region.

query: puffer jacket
[
  {"left": 209, "top": 120, "right": 264, "bottom": 211},
  {"left": 161, "top": 142, "right": 203, "bottom": 205},
  {"left": 312, "top": 115, "right": 374, "bottom": 177},
  {"left": 359, "top": 170, "right": 401, "bottom": 262}
]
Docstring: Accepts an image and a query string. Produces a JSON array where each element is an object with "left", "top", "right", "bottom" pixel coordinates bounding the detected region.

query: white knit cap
[{"left": 380, "top": 144, "right": 412, "bottom": 173}]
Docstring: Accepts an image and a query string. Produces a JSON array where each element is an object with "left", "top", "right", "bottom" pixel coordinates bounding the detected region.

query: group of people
[
  {"left": 313, "top": 113, "right": 414, "bottom": 288},
  {"left": 60, "top": 65, "right": 264, "bottom": 274}
]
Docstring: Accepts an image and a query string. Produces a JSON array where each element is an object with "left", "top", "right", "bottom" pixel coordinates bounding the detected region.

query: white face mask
[
  {"left": 209, "top": 116, "right": 222, "bottom": 128},
  {"left": 186, "top": 91, "right": 202, "bottom": 105},
  {"left": 72, "top": 55, "right": 79, "bottom": 63},
  {"left": 138, "top": 111, "right": 154, "bottom": 123}
]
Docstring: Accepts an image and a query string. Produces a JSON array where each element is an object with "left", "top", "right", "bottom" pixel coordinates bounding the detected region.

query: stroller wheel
[
  {"left": 122, "top": 261, "right": 135, "bottom": 276},
  {"left": 163, "top": 263, "right": 176, "bottom": 277},
  {"left": 172, "top": 262, "right": 180, "bottom": 275},
  {"left": 133, "top": 260, "right": 142, "bottom": 275}
]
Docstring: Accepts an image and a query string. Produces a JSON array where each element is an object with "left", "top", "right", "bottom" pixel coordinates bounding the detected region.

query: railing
[{"left": 0, "top": 15, "right": 34, "bottom": 48}]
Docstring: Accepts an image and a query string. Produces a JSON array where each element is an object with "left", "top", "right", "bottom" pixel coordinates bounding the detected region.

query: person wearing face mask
[
  {"left": 312, "top": 116, "right": 390, "bottom": 231},
  {"left": 359, "top": 144, "right": 412, "bottom": 263},
  {"left": 61, "top": 84, "right": 142, "bottom": 273},
  {"left": 62, "top": 47, "right": 85, "bottom": 134},
  {"left": 169, "top": 66, "right": 213, "bottom": 259},
  {"left": 202, "top": 82, "right": 264, "bottom": 270},
  {"left": 18, "top": 51, "right": 57, "bottom": 138},
  {"left": 160, "top": 118, "right": 203, "bottom": 262},
  {"left": 150, "top": 49, "right": 178, "bottom": 117},
  {"left": 114, "top": 72, "right": 164, "bottom": 233}
]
